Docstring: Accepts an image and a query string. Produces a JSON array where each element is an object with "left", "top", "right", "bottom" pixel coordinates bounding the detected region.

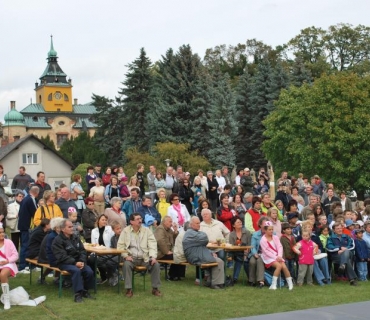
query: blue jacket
[
  {"left": 249, "top": 230, "right": 263, "bottom": 259},
  {"left": 122, "top": 198, "right": 142, "bottom": 221},
  {"left": 18, "top": 195, "right": 38, "bottom": 231},
  {"left": 326, "top": 233, "right": 354, "bottom": 252},
  {"left": 137, "top": 205, "right": 161, "bottom": 225},
  {"left": 354, "top": 239, "right": 369, "bottom": 261}
]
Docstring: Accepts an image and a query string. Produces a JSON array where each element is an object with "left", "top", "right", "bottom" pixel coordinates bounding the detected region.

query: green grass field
[{"left": 2, "top": 267, "right": 370, "bottom": 320}]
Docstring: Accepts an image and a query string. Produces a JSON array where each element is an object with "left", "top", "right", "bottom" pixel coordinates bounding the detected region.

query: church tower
[{"left": 34, "top": 36, "right": 73, "bottom": 112}]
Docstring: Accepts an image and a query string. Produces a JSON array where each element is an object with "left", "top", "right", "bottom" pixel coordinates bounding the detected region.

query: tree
[
  {"left": 262, "top": 72, "right": 370, "bottom": 192},
  {"left": 91, "top": 94, "right": 124, "bottom": 164},
  {"left": 290, "top": 56, "right": 312, "bottom": 87},
  {"left": 234, "top": 71, "right": 253, "bottom": 168},
  {"left": 40, "top": 135, "right": 56, "bottom": 150},
  {"left": 118, "top": 48, "right": 153, "bottom": 156},
  {"left": 207, "top": 72, "right": 237, "bottom": 168}
]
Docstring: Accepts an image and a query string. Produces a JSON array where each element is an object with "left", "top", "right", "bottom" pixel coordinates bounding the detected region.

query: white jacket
[
  {"left": 91, "top": 226, "right": 115, "bottom": 247},
  {"left": 167, "top": 204, "right": 190, "bottom": 231},
  {"left": 6, "top": 201, "right": 20, "bottom": 232}
]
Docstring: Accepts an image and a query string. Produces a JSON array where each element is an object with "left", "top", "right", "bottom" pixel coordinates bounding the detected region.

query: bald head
[
  {"left": 190, "top": 216, "right": 200, "bottom": 231},
  {"left": 29, "top": 186, "right": 40, "bottom": 196}
]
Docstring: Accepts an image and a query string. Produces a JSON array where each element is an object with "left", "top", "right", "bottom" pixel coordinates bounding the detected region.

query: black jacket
[
  {"left": 207, "top": 176, "right": 219, "bottom": 200},
  {"left": 81, "top": 208, "right": 98, "bottom": 240},
  {"left": 18, "top": 195, "right": 38, "bottom": 231},
  {"left": 27, "top": 226, "right": 48, "bottom": 259},
  {"left": 52, "top": 232, "right": 87, "bottom": 267},
  {"left": 240, "top": 175, "right": 253, "bottom": 193}
]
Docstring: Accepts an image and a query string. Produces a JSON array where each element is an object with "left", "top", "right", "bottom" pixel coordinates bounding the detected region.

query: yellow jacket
[{"left": 33, "top": 204, "right": 64, "bottom": 227}]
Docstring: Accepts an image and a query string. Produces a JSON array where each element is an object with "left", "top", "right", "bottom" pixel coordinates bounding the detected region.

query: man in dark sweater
[
  {"left": 11, "top": 166, "right": 32, "bottom": 190},
  {"left": 55, "top": 187, "right": 78, "bottom": 219}
]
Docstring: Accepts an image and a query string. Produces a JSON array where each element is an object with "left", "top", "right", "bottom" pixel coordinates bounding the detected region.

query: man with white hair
[{"left": 183, "top": 216, "right": 225, "bottom": 289}]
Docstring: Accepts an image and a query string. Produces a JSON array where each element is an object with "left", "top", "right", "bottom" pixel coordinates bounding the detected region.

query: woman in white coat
[
  {"left": 167, "top": 193, "right": 191, "bottom": 231},
  {"left": 89, "top": 214, "right": 117, "bottom": 286}
]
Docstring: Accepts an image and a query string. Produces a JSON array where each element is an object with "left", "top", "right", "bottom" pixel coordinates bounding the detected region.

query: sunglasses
[{"left": 173, "top": 198, "right": 180, "bottom": 201}]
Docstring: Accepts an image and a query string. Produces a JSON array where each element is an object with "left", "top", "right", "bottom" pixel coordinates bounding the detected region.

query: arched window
[
  {"left": 48, "top": 93, "right": 53, "bottom": 101},
  {"left": 64, "top": 94, "right": 69, "bottom": 101},
  {"left": 39, "top": 95, "right": 42, "bottom": 103}
]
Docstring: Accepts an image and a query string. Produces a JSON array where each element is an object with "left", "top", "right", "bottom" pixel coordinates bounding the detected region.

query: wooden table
[{"left": 84, "top": 245, "right": 126, "bottom": 293}]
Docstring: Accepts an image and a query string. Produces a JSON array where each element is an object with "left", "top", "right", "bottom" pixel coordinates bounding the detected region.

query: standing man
[
  {"left": 34, "top": 171, "right": 51, "bottom": 202},
  {"left": 163, "top": 166, "right": 178, "bottom": 200},
  {"left": 11, "top": 166, "right": 32, "bottom": 191},
  {"left": 240, "top": 168, "right": 253, "bottom": 194},
  {"left": 183, "top": 216, "right": 225, "bottom": 289},
  {"left": 175, "top": 165, "right": 185, "bottom": 181},
  {"left": 17, "top": 185, "right": 39, "bottom": 273},
  {"left": 52, "top": 219, "right": 95, "bottom": 302},
  {"left": 215, "top": 170, "right": 226, "bottom": 196},
  {"left": 94, "top": 163, "right": 103, "bottom": 179},
  {"left": 147, "top": 165, "right": 157, "bottom": 203},
  {"left": 55, "top": 187, "right": 78, "bottom": 218},
  {"left": 322, "top": 188, "right": 340, "bottom": 217},
  {"left": 136, "top": 163, "right": 145, "bottom": 197},
  {"left": 222, "top": 166, "right": 231, "bottom": 186},
  {"left": 117, "top": 213, "right": 162, "bottom": 298}
]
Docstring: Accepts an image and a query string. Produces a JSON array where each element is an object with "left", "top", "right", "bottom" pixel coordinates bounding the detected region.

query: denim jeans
[
  {"left": 19, "top": 230, "right": 30, "bottom": 270},
  {"left": 233, "top": 258, "right": 249, "bottom": 281},
  {"left": 356, "top": 261, "right": 368, "bottom": 281},
  {"left": 285, "top": 259, "right": 295, "bottom": 279},
  {"left": 313, "top": 257, "right": 330, "bottom": 283}
]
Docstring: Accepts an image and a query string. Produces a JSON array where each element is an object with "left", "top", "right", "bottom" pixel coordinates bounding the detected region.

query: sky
[{"left": 0, "top": 0, "right": 369, "bottom": 122}]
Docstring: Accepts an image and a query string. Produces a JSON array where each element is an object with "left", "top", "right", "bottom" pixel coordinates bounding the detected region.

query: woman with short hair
[{"left": 33, "top": 191, "right": 63, "bottom": 227}]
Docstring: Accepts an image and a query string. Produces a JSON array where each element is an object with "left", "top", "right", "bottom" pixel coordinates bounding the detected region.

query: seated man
[
  {"left": 52, "top": 219, "right": 95, "bottom": 302},
  {"left": 117, "top": 213, "right": 161, "bottom": 298},
  {"left": 137, "top": 196, "right": 161, "bottom": 226},
  {"left": 182, "top": 216, "right": 225, "bottom": 289},
  {"left": 326, "top": 222, "right": 357, "bottom": 286}
]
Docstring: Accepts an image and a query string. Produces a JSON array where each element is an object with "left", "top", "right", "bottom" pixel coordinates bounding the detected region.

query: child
[
  {"left": 317, "top": 215, "right": 328, "bottom": 231},
  {"left": 109, "top": 220, "right": 122, "bottom": 285},
  {"left": 280, "top": 223, "right": 297, "bottom": 279},
  {"left": 354, "top": 229, "right": 369, "bottom": 281},
  {"left": 287, "top": 212, "right": 301, "bottom": 239},
  {"left": 293, "top": 230, "right": 318, "bottom": 286},
  {"left": 68, "top": 207, "right": 83, "bottom": 237},
  {"left": 345, "top": 219, "right": 355, "bottom": 239},
  {"left": 319, "top": 226, "right": 330, "bottom": 250}
]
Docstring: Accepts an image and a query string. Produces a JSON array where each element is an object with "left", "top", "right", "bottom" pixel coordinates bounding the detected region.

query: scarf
[{"left": 173, "top": 203, "right": 184, "bottom": 226}]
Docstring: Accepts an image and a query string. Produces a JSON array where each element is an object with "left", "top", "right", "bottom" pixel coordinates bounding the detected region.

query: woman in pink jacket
[
  {"left": 0, "top": 222, "right": 19, "bottom": 310},
  {"left": 260, "top": 221, "right": 293, "bottom": 290}
]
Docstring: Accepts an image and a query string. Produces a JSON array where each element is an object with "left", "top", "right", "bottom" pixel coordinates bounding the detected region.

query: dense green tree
[
  {"left": 40, "top": 135, "right": 56, "bottom": 150},
  {"left": 262, "top": 72, "right": 370, "bottom": 192},
  {"left": 234, "top": 71, "right": 253, "bottom": 168},
  {"left": 91, "top": 94, "right": 124, "bottom": 164},
  {"left": 207, "top": 72, "right": 237, "bottom": 168},
  {"left": 290, "top": 56, "right": 312, "bottom": 87},
  {"left": 118, "top": 48, "right": 153, "bottom": 156}
]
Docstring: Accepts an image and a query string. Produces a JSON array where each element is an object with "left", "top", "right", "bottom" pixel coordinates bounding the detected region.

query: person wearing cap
[
  {"left": 206, "top": 171, "right": 219, "bottom": 213},
  {"left": 240, "top": 168, "right": 253, "bottom": 194},
  {"left": 326, "top": 222, "right": 357, "bottom": 285},
  {"left": 345, "top": 219, "right": 355, "bottom": 239},
  {"left": 88, "top": 178, "right": 105, "bottom": 215},
  {"left": 287, "top": 212, "right": 301, "bottom": 239},
  {"left": 354, "top": 229, "right": 369, "bottom": 281}
]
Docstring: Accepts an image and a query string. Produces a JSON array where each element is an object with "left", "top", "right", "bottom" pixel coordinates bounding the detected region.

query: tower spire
[{"left": 48, "top": 34, "right": 58, "bottom": 59}]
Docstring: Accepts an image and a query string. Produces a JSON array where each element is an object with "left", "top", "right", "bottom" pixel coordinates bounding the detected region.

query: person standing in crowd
[
  {"left": 85, "top": 166, "right": 97, "bottom": 194},
  {"left": 217, "top": 193, "right": 235, "bottom": 232},
  {"left": 94, "top": 163, "right": 103, "bottom": 179},
  {"left": 207, "top": 171, "right": 219, "bottom": 213},
  {"left": 163, "top": 166, "right": 178, "bottom": 200},
  {"left": 104, "top": 176, "right": 120, "bottom": 204},
  {"left": 6, "top": 191, "right": 23, "bottom": 249},
  {"left": 119, "top": 176, "right": 130, "bottom": 205},
  {"left": 11, "top": 166, "right": 32, "bottom": 191},
  {"left": 178, "top": 178, "right": 194, "bottom": 215},
  {"left": 195, "top": 169, "right": 208, "bottom": 191},
  {"left": 88, "top": 178, "right": 105, "bottom": 215},
  {"left": 147, "top": 165, "right": 157, "bottom": 203},
  {"left": 70, "top": 174, "right": 85, "bottom": 220},
  {"left": 322, "top": 187, "right": 340, "bottom": 217},
  {"left": 222, "top": 166, "right": 231, "bottom": 186},
  {"left": 52, "top": 219, "right": 95, "bottom": 303},
  {"left": 175, "top": 166, "right": 185, "bottom": 181},
  {"left": 154, "top": 171, "right": 166, "bottom": 191},
  {"left": 33, "top": 171, "right": 51, "bottom": 202},
  {"left": 240, "top": 168, "right": 253, "bottom": 194},
  {"left": 55, "top": 187, "right": 78, "bottom": 218},
  {"left": 102, "top": 167, "right": 112, "bottom": 187},
  {"left": 136, "top": 163, "right": 145, "bottom": 197},
  {"left": 191, "top": 177, "right": 207, "bottom": 214},
  {"left": 104, "top": 197, "right": 127, "bottom": 229},
  {"left": 17, "top": 186, "right": 39, "bottom": 273},
  {"left": 215, "top": 170, "right": 226, "bottom": 196},
  {"left": 117, "top": 213, "right": 162, "bottom": 298}
]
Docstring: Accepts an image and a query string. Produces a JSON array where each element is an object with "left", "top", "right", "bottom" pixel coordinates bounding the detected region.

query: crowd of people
[{"left": 0, "top": 163, "right": 369, "bottom": 309}]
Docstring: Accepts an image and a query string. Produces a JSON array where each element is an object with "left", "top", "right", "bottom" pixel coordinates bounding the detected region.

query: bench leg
[{"left": 198, "top": 267, "right": 202, "bottom": 288}]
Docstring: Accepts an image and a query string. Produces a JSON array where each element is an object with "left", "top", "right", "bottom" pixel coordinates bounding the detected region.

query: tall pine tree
[
  {"left": 291, "top": 56, "right": 312, "bottom": 87},
  {"left": 118, "top": 48, "right": 153, "bottom": 156}
]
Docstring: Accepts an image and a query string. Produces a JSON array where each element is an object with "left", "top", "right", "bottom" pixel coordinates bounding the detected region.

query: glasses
[
  {"left": 173, "top": 198, "right": 180, "bottom": 201},
  {"left": 17, "top": 195, "right": 24, "bottom": 198},
  {"left": 87, "top": 203, "right": 94, "bottom": 205}
]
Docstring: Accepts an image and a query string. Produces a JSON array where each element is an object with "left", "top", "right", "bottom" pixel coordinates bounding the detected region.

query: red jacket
[
  {"left": 247, "top": 208, "right": 263, "bottom": 231},
  {"left": 217, "top": 206, "right": 234, "bottom": 231}
]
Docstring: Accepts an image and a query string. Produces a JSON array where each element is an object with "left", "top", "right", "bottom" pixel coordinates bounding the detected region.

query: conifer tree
[{"left": 291, "top": 56, "right": 312, "bottom": 87}]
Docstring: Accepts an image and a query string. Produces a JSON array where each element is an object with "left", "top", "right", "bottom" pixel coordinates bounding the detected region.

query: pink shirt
[
  {"left": 260, "top": 235, "right": 284, "bottom": 264},
  {"left": 297, "top": 239, "right": 315, "bottom": 265},
  {"left": 0, "top": 239, "right": 19, "bottom": 275}
]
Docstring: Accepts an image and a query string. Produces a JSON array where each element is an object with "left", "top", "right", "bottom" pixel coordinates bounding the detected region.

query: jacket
[
  {"left": 154, "top": 224, "right": 178, "bottom": 259},
  {"left": 137, "top": 205, "right": 162, "bottom": 225},
  {"left": 6, "top": 201, "right": 20, "bottom": 232},
  {"left": 280, "top": 234, "right": 296, "bottom": 260},
  {"left": 182, "top": 228, "right": 216, "bottom": 265},
  {"left": 354, "top": 239, "right": 369, "bottom": 261},
  {"left": 167, "top": 204, "right": 191, "bottom": 230},
  {"left": 33, "top": 204, "right": 63, "bottom": 227},
  {"left": 245, "top": 208, "right": 264, "bottom": 234},
  {"left": 91, "top": 226, "right": 115, "bottom": 247},
  {"left": 249, "top": 230, "right": 263, "bottom": 259},
  {"left": 173, "top": 230, "right": 187, "bottom": 263},
  {"left": 55, "top": 198, "right": 78, "bottom": 218},
  {"left": 295, "top": 239, "right": 315, "bottom": 265},
  {"left": 122, "top": 198, "right": 142, "bottom": 221},
  {"left": 18, "top": 194, "right": 38, "bottom": 231},
  {"left": 200, "top": 219, "right": 230, "bottom": 243},
  {"left": 240, "top": 175, "right": 253, "bottom": 193},
  {"left": 37, "top": 235, "right": 49, "bottom": 264},
  {"left": 117, "top": 225, "right": 157, "bottom": 262},
  {"left": 229, "top": 229, "right": 251, "bottom": 259},
  {"left": 52, "top": 232, "right": 87, "bottom": 267},
  {"left": 260, "top": 235, "right": 284, "bottom": 264},
  {"left": 81, "top": 208, "right": 98, "bottom": 240},
  {"left": 206, "top": 176, "right": 218, "bottom": 200},
  {"left": 27, "top": 225, "right": 48, "bottom": 258},
  {"left": 0, "top": 239, "right": 18, "bottom": 275},
  {"left": 34, "top": 181, "right": 51, "bottom": 202},
  {"left": 46, "top": 230, "right": 59, "bottom": 266},
  {"left": 216, "top": 205, "right": 234, "bottom": 231},
  {"left": 326, "top": 233, "right": 355, "bottom": 252},
  {"left": 104, "top": 207, "right": 127, "bottom": 229}
]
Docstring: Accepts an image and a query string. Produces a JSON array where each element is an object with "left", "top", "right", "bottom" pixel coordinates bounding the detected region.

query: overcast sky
[{"left": 0, "top": 0, "right": 369, "bottom": 122}]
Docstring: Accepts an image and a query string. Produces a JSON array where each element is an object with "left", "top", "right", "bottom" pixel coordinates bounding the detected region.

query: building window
[
  {"left": 32, "top": 116, "right": 38, "bottom": 122},
  {"left": 39, "top": 95, "right": 42, "bottom": 103},
  {"left": 48, "top": 93, "right": 53, "bottom": 101},
  {"left": 22, "top": 153, "right": 38, "bottom": 164},
  {"left": 57, "top": 134, "right": 68, "bottom": 147},
  {"left": 64, "top": 94, "right": 69, "bottom": 101},
  {"left": 13, "top": 136, "right": 20, "bottom": 141}
]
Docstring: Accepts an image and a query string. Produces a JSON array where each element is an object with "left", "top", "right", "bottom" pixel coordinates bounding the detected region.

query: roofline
[{"left": 0, "top": 134, "right": 75, "bottom": 170}]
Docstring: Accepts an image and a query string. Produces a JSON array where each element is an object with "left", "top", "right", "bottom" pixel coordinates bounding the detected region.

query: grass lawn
[{"left": 2, "top": 266, "right": 370, "bottom": 319}]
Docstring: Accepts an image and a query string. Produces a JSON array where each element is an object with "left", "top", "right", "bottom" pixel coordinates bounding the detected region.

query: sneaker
[
  {"left": 195, "top": 279, "right": 200, "bottom": 286},
  {"left": 47, "top": 272, "right": 54, "bottom": 278},
  {"left": 82, "top": 290, "right": 96, "bottom": 300},
  {"left": 109, "top": 274, "right": 119, "bottom": 287},
  {"left": 19, "top": 269, "right": 31, "bottom": 274},
  {"left": 350, "top": 280, "right": 358, "bottom": 286}
]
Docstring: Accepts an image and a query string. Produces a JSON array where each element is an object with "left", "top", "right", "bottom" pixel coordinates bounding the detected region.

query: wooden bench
[
  {"left": 157, "top": 259, "right": 219, "bottom": 287},
  {"left": 119, "top": 262, "right": 148, "bottom": 290},
  {"left": 26, "top": 258, "right": 71, "bottom": 298}
]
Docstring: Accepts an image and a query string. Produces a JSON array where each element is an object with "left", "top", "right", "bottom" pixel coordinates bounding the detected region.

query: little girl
[
  {"left": 293, "top": 230, "right": 318, "bottom": 286},
  {"left": 319, "top": 226, "right": 330, "bottom": 251}
]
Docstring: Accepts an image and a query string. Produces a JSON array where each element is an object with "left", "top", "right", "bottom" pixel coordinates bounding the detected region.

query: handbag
[{"left": 5, "top": 216, "right": 18, "bottom": 231}]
